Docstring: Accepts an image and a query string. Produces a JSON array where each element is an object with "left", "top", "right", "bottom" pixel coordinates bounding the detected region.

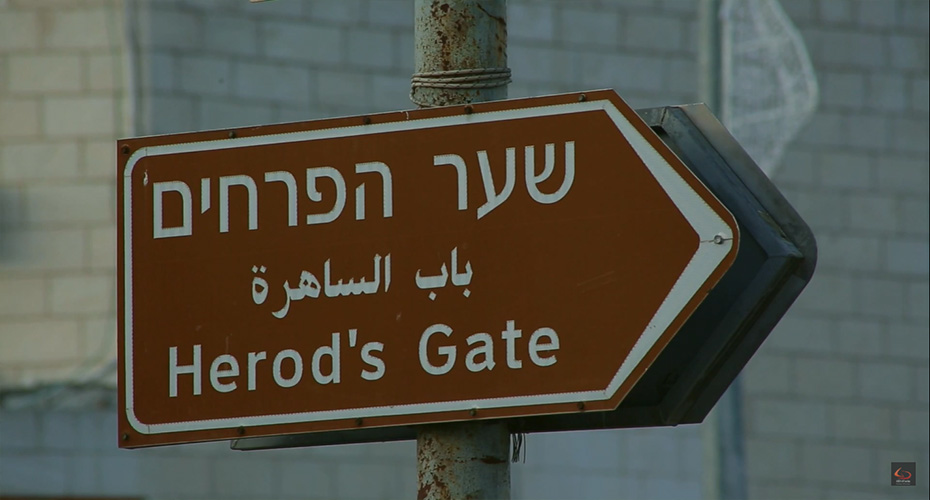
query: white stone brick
[
  {"left": 509, "top": 45, "right": 556, "bottom": 84},
  {"left": 204, "top": 14, "right": 258, "bottom": 56},
  {"left": 366, "top": 0, "right": 414, "bottom": 29},
  {"left": 0, "top": 454, "right": 69, "bottom": 496},
  {"left": 86, "top": 53, "right": 124, "bottom": 92},
  {"left": 794, "top": 357, "right": 856, "bottom": 398},
  {"left": 907, "top": 282, "right": 929, "bottom": 320},
  {"left": 213, "top": 457, "right": 274, "bottom": 498},
  {"left": 199, "top": 98, "right": 275, "bottom": 130},
  {"left": 235, "top": 61, "right": 311, "bottom": 103},
  {"left": 897, "top": 0, "right": 930, "bottom": 31},
  {"left": 795, "top": 272, "right": 855, "bottom": 315},
  {"left": 2, "top": 229, "right": 86, "bottom": 272},
  {"left": 624, "top": 13, "right": 684, "bottom": 53},
  {"left": 250, "top": 0, "right": 305, "bottom": 19},
  {"left": 510, "top": 2, "right": 555, "bottom": 41},
  {"left": 885, "top": 323, "right": 929, "bottom": 361},
  {"left": 45, "top": 8, "right": 116, "bottom": 49},
  {"left": 856, "top": 277, "right": 907, "bottom": 319},
  {"left": 897, "top": 408, "right": 930, "bottom": 441},
  {"left": 766, "top": 313, "right": 833, "bottom": 353},
  {"left": 9, "top": 55, "right": 82, "bottom": 93},
  {"left": 0, "top": 142, "right": 81, "bottom": 181},
  {"left": 82, "top": 139, "right": 117, "bottom": 179},
  {"left": 819, "top": 70, "right": 866, "bottom": 110},
  {"left": 43, "top": 97, "right": 117, "bottom": 137},
  {"left": 0, "top": 411, "right": 40, "bottom": 450},
  {"left": 918, "top": 366, "right": 929, "bottom": 403},
  {"left": 888, "top": 34, "right": 927, "bottom": 71},
  {"left": 663, "top": 57, "right": 698, "bottom": 97},
  {"left": 830, "top": 403, "right": 894, "bottom": 440},
  {"left": 817, "top": 234, "right": 881, "bottom": 272},
  {"left": 40, "top": 412, "right": 82, "bottom": 450},
  {"left": 817, "top": 1, "right": 855, "bottom": 24},
  {"left": 820, "top": 30, "right": 884, "bottom": 69},
  {"left": 0, "top": 277, "right": 46, "bottom": 316},
  {"left": 799, "top": 443, "right": 873, "bottom": 485},
  {"left": 396, "top": 30, "right": 414, "bottom": 72},
  {"left": 510, "top": 45, "right": 576, "bottom": 85},
  {"left": 0, "top": 99, "right": 41, "bottom": 138},
  {"left": 24, "top": 183, "right": 112, "bottom": 225},
  {"left": 746, "top": 438, "right": 799, "bottom": 480},
  {"left": 845, "top": 113, "right": 889, "bottom": 151},
  {"left": 0, "top": 10, "right": 39, "bottom": 50},
  {"left": 867, "top": 74, "right": 908, "bottom": 113},
  {"left": 336, "top": 462, "right": 404, "bottom": 499},
  {"left": 178, "top": 55, "right": 232, "bottom": 97},
  {"left": 773, "top": 149, "right": 816, "bottom": 186},
  {"left": 743, "top": 353, "right": 793, "bottom": 394},
  {"left": 749, "top": 399, "right": 827, "bottom": 437},
  {"left": 317, "top": 71, "right": 370, "bottom": 108},
  {"left": 885, "top": 239, "right": 929, "bottom": 275},
  {"left": 87, "top": 226, "right": 115, "bottom": 270},
  {"left": 782, "top": 188, "right": 848, "bottom": 231},
  {"left": 0, "top": 319, "right": 81, "bottom": 365},
  {"left": 559, "top": 7, "right": 619, "bottom": 47},
  {"left": 261, "top": 21, "right": 342, "bottom": 64},
  {"left": 857, "top": 0, "right": 897, "bottom": 28},
  {"left": 49, "top": 274, "right": 112, "bottom": 315},
  {"left": 779, "top": 0, "right": 815, "bottom": 24},
  {"left": 578, "top": 52, "right": 664, "bottom": 92},
  {"left": 138, "top": 8, "right": 201, "bottom": 50},
  {"left": 80, "top": 317, "right": 117, "bottom": 372},
  {"left": 877, "top": 157, "right": 929, "bottom": 195},
  {"left": 795, "top": 111, "right": 847, "bottom": 148},
  {"left": 306, "top": 0, "right": 364, "bottom": 25},
  {"left": 858, "top": 361, "right": 911, "bottom": 402},
  {"left": 141, "top": 51, "right": 177, "bottom": 93},
  {"left": 370, "top": 74, "right": 412, "bottom": 112},
  {"left": 899, "top": 198, "right": 930, "bottom": 237},
  {"left": 891, "top": 116, "right": 930, "bottom": 154},
  {"left": 625, "top": 430, "right": 678, "bottom": 476},
  {"left": 347, "top": 29, "right": 394, "bottom": 69},
  {"left": 911, "top": 76, "right": 929, "bottom": 112},
  {"left": 144, "top": 95, "right": 197, "bottom": 135},
  {"left": 818, "top": 151, "right": 872, "bottom": 190},
  {"left": 834, "top": 318, "right": 884, "bottom": 357},
  {"left": 848, "top": 193, "right": 896, "bottom": 233},
  {"left": 139, "top": 456, "right": 211, "bottom": 497}
]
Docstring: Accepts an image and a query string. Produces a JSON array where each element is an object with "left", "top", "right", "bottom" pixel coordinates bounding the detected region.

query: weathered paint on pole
[
  {"left": 417, "top": 422, "right": 511, "bottom": 500},
  {"left": 411, "top": 0, "right": 509, "bottom": 107},
  {"left": 413, "top": 0, "right": 511, "bottom": 498}
]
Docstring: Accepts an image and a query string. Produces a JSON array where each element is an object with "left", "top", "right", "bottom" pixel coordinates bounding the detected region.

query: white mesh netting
[{"left": 721, "top": 0, "right": 819, "bottom": 175}]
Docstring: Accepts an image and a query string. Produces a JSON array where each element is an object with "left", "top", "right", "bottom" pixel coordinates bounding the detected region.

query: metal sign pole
[{"left": 411, "top": 1, "right": 511, "bottom": 498}]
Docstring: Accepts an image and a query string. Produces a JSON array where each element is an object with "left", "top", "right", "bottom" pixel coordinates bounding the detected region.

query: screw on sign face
[{"left": 117, "top": 90, "right": 738, "bottom": 447}]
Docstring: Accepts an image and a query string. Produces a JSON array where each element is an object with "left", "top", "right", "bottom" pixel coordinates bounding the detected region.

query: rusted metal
[
  {"left": 417, "top": 422, "right": 511, "bottom": 500},
  {"left": 412, "top": 0, "right": 508, "bottom": 107},
  {"left": 414, "top": 2, "right": 511, "bottom": 497}
]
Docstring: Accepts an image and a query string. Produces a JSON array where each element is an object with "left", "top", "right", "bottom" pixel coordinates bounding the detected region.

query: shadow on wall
[{"left": 0, "top": 188, "right": 23, "bottom": 262}]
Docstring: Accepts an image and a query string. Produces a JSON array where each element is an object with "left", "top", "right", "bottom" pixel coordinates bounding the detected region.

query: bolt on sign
[{"left": 117, "top": 90, "right": 738, "bottom": 448}]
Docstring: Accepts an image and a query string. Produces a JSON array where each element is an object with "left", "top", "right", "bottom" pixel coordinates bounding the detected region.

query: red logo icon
[{"left": 894, "top": 467, "right": 912, "bottom": 480}]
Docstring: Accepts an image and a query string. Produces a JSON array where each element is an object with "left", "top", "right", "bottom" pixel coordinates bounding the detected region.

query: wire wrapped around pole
[{"left": 410, "top": 67, "right": 512, "bottom": 107}]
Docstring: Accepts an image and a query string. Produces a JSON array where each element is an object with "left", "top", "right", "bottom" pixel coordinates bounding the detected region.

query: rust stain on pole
[
  {"left": 412, "top": 0, "right": 509, "bottom": 107},
  {"left": 417, "top": 422, "right": 511, "bottom": 500},
  {"left": 413, "top": 2, "right": 511, "bottom": 498}
]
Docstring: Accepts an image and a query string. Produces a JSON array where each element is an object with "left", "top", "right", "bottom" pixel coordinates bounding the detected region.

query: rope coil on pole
[{"left": 410, "top": 67, "right": 512, "bottom": 107}]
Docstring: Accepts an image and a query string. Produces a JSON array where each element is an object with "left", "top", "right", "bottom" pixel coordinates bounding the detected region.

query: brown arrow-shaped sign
[{"left": 117, "top": 90, "right": 738, "bottom": 447}]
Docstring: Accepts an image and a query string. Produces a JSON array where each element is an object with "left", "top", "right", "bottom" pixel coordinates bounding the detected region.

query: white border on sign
[{"left": 123, "top": 99, "right": 736, "bottom": 434}]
